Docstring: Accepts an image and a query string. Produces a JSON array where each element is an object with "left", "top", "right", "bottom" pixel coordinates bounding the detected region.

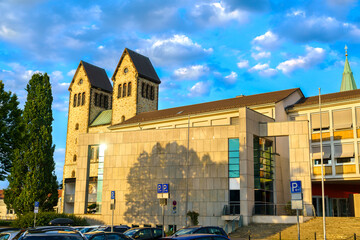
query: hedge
[{"left": 12, "top": 212, "right": 88, "bottom": 228}]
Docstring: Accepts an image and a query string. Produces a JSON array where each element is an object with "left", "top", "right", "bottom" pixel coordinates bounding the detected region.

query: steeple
[{"left": 340, "top": 45, "right": 357, "bottom": 92}]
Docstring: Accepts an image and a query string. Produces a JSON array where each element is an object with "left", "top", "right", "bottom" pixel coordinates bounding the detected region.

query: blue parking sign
[
  {"left": 111, "top": 191, "right": 115, "bottom": 200},
  {"left": 290, "top": 181, "right": 302, "bottom": 193},
  {"left": 157, "top": 184, "right": 163, "bottom": 193},
  {"left": 35, "top": 201, "right": 39, "bottom": 207},
  {"left": 163, "top": 184, "right": 169, "bottom": 193}
]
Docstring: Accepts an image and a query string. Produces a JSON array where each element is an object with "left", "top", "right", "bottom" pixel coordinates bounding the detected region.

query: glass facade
[
  {"left": 228, "top": 138, "right": 240, "bottom": 214},
  {"left": 228, "top": 139, "right": 240, "bottom": 178},
  {"left": 253, "top": 136, "right": 274, "bottom": 215},
  {"left": 86, "top": 144, "right": 105, "bottom": 214}
]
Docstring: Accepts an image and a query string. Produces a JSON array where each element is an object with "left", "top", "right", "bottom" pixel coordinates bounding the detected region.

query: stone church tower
[
  {"left": 63, "top": 61, "right": 112, "bottom": 213},
  {"left": 111, "top": 48, "right": 161, "bottom": 125}
]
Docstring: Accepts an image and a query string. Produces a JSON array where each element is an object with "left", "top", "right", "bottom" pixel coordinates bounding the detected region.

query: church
[{"left": 62, "top": 48, "right": 360, "bottom": 228}]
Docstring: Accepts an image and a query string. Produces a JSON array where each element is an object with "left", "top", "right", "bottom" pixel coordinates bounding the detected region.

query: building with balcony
[{"left": 62, "top": 48, "right": 360, "bottom": 228}]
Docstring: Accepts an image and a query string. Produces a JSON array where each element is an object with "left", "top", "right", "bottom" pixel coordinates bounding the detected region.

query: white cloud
[
  {"left": 251, "top": 51, "right": 271, "bottom": 60},
  {"left": 252, "top": 31, "right": 280, "bottom": 49},
  {"left": 224, "top": 71, "right": 238, "bottom": 84},
  {"left": 277, "top": 46, "right": 326, "bottom": 74},
  {"left": 0, "top": 25, "right": 17, "bottom": 39},
  {"left": 138, "top": 34, "right": 213, "bottom": 66},
  {"left": 188, "top": 81, "right": 211, "bottom": 97},
  {"left": 191, "top": 2, "right": 248, "bottom": 26},
  {"left": 249, "top": 63, "right": 277, "bottom": 77},
  {"left": 286, "top": 9, "right": 306, "bottom": 17},
  {"left": 67, "top": 69, "right": 76, "bottom": 77},
  {"left": 174, "top": 65, "right": 209, "bottom": 80},
  {"left": 237, "top": 60, "right": 249, "bottom": 69}
]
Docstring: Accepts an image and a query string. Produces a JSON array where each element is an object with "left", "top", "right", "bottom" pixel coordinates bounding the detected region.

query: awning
[
  {"left": 334, "top": 144, "right": 354, "bottom": 158},
  {"left": 312, "top": 145, "right": 331, "bottom": 159}
]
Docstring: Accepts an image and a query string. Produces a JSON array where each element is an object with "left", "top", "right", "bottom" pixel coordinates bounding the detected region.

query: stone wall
[{"left": 137, "top": 77, "right": 158, "bottom": 114}]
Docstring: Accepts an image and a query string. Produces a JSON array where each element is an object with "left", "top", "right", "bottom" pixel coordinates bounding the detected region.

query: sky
[{"left": 1, "top": 0, "right": 360, "bottom": 188}]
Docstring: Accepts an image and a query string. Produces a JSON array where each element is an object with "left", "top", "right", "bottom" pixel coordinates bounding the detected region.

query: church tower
[
  {"left": 340, "top": 45, "right": 357, "bottom": 92},
  {"left": 63, "top": 61, "right": 112, "bottom": 213},
  {"left": 111, "top": 48, "right": 161, "bottom": 125}
]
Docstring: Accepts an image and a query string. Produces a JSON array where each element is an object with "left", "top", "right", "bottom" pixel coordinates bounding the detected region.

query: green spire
[{"left": 340, "top": 45, "right": 357, "bottom": 92}]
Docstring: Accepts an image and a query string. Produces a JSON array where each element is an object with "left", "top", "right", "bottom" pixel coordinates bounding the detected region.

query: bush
[
  {"left": 0, "top": 220, "right": 14, "bottom": 227},
  {"left": 186, "top": 211, "right": 199, "bottom": 226},
  {"left": 12, "top": 212, "right": 88, "bottom": 228}
]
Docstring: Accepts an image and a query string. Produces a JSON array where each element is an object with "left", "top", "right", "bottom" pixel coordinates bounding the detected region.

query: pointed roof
[
  {"left": 340, "top": 46, "right": 357, "bottom": 92},
  {"left": 70, "top": 61, "right": 112, "bottom": 93},
  {"left": 112, "top": 48, "right": 161, "bottom": 84}
]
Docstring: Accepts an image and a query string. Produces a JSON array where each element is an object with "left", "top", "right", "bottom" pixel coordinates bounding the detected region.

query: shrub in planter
[
  {"left": 12, "top": 212, "right": 88, "bottom": 228},
  {"left": 186, "top": 211, "right": 199, "bottom": 226}
]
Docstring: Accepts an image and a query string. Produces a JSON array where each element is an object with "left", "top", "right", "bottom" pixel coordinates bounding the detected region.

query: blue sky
[{"left": 1, "top": 0, "right": 360, "bottom": 188}]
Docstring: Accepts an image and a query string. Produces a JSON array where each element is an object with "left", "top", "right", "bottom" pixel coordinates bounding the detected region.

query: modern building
[{"left": 62, "top": 48, "right": 360, "bottom": 227}]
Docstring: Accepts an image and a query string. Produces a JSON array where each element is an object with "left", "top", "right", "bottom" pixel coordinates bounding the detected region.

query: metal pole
[
  {"left": 34, "top": 213, "right": 36, "bottom": 228},
  {"left": 296, "top": 209, "right": 300, "bottom": 240},
  {"left": 162, "top": 205, "right": 165, "bottom": 237},
  {"left": 111, "top": 207, "right": 114, "bottom": 232},
  {"left": 185, "top": 115, "right": 190, "bottom": 227},
  {"left": 319, "top": 88, "right": 326, "bottom": 240}
]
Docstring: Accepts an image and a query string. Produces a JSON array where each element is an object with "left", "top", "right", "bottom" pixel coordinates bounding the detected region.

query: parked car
[
  {"left": 166, "top": 227, "right": 227, "bottom": 238},
  {"left": 76, "top": 226, "right": 102, "bottom": 234},
  {"left": 17, "top": 227, "right": 85, "bottom": 240},
  {"left": 0, "top": 230, "right": 24, "bottom": 240},
  {"left": 124, "top": 227, "right": 163, "bottom": 240},
  {"left": 0, "top": 229, "right": 21, "bottom": 234},
  {"left": 84, "top": 231, "right": 132, "bottom": 240},
  {"left": 93, "top": 226, "right": 130, "bottom": 233},
  {"left": 163, "top": 234, "right": 230, "bottom": 240}
]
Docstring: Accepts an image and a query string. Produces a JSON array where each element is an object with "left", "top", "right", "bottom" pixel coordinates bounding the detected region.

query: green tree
[
  {"left": 5, "top": 73, "right": 58, "bottom": 215},
  {"left": 0, "top": 80, "right": 23, "bottom": 180}
]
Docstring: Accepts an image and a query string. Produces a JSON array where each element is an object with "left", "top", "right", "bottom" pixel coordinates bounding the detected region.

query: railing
[
  {"left": 222, "top": 204, "right": 240, "bottom": 215},
  {"left": 224, "top": 215, "right": 242, "bottom": 234},
  {"left": 252, "top": 203, "right": 316, "bottom": 216}
]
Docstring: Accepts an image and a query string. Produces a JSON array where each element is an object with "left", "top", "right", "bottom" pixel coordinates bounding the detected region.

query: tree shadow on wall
[{"left": 123, "top": 141, "right": 224, "bottom": 226}]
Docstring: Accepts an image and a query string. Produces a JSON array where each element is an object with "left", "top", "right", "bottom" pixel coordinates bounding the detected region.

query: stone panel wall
[{"left": 75, "top": 124, "right": 238, "bottom": 227}]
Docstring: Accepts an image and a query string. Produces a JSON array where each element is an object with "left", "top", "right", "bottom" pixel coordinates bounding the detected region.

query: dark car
[
  {"left": 124, "top": 227, "right": 163, "bottom": 240},
  {"left": 167, "top": 227, "right": 227, "bottom": 238},
  {"left": 164, "top": 234, "right": 229, "bottom": 240},
  {"left": 0, "top": 230, "right": 24, "bottom": 240},
  {"left": 93, "top": 226, "right": 130, "bottom": 233},
  {"left": 18, "top": 227, "right": 85, "bottom": 240},
  {"left": 84, "top": 231, "right": 132, "bottom": 240}
]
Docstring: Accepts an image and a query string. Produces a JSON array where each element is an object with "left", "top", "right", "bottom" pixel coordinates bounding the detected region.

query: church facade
[{"left": 62, "top": 48, "right": 360, "bottom": 227}]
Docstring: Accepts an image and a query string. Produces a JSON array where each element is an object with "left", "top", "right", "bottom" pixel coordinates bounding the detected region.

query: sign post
[
  {"left": 290, "top": 181, "right": 302, "bottom": 240},
  {"left": 34, "top": 201, "right": 39, "bottom": 228},
  {"left": 111, "top": 191, "right": 115, "bottom": 232},
  {"left": 157, "top": 184, "right": 170, "bottom": 237}
]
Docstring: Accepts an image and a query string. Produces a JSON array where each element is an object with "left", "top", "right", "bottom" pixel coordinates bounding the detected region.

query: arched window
[
  {"left": 150, "top": 86, "right": 154, "bottom": 100},
  {"left": 75, "top": 138, "right": 77, "bottom": 144},
  {"left": 77, "top": 94, "right": 81, "bottom": 106},
  {"left": 73, "top": 94, "right": 77, "bottom": 107},
  {"left": 141, "top": 82, "right": 145, "bottom": 97},
  {"left": 121, "top": 115, "right": 125, "bottom": 122},
  {"left": 146, "top": 84, "right": 149, "bottom": 99},
  {"left": 100, "top": 94, "right": 103, "bottom": 107},
  {"left": 71, "top": 170, "right": 75, "bottom": 178},
  {"left": 82, "top": 92, "right": 85, "bottom": 105},
  {"left": 73, "top": 155, "right": 77, "bottom": 162},
  {"left": 75, "top": 123, "right": 79, "bottom": 130},
  {"left": 104, "top": 96, "right": 108, "bottom": 109},
  {"left": 128, "top": 82, "right": 132, "bottom": 96},
  {"left": 123, "top": 83, "right": 127, "bottom": 97},
  {"left": 95, "top": 93, "right": 98, "bottom": 106},
  {"left": 118, "top": 84, "right": 122, "bottom": 98}
]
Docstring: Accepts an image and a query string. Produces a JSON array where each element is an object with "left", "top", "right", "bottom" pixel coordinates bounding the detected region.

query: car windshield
[
  {"left": 124, "top": 229, "right": 138, "bottom": 236},
  {"left": 173, "top": 228, "right": 197, "bottom": 236},
  {"left": 23, "top": 236, "right": 84, "bottom": 240}
]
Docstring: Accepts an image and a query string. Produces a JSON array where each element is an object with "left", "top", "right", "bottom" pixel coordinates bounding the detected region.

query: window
[
  {"left": 100, "top": 94, "right": 103, "bottom": 107},
  {"left": 150, "top": 86, "right": 154, "bottom": 100},
  {"left": 356, "top": 107, "right": 360, "bottom": 128},
  {"left": 124, "top": 68, "right": 128, "bottom": 74},
  {"left": 121, "top": 116, "right": 125, "bottom": 123},
  {"left": 333, "top": 109, "right": 352, "bottom": 130},
  {"left": 75, "top": 123, "right": 79, "bottom": 130},
  {"left": 141, "top": 82, "right": 145, "bottom": 97},
  {"left": 118, "top": 84, "right": 122, "bottom": 98},
  {"left": 82, "top": 92, "right": 85, "bottom": 105},
  {"left": 104, "top": 96, "right": 108, "bottom": 109},
  {"left": 312, "top": 145, "right": 331, "bottom": 165},
  {"left": 128, "top": 82, "right": 132, "bottom": 96},
  {"left": 73, "top": 94, "right": 77, "bottom": 107},
  {"left": 122, "top": 83, "right": 126, "bottom": 98},
  {"left": 79, "top": 79, "right": 83, "bottom": 84},
  {"left": 146, "top": 84, "right": 150, "bottom": 99},
  {"left": 71, "top": 171, "right": 75, "bottom": 178},
  {"left": 73, "top": 155, "right": 77, "bottom": 162},
  {"left": 230, "top": 117, "right": 239, "bottom": 125},
  {"left": 311, "top": 112, "right": 330, "bottom": 131},
  {"left": 77, "top": 94, "right": 81, "bottom": 106},
  {"left": 95, "top": 93, "right": 98, "bottom": 106},
  {"left": 334, "top": 143, "right": 354, "bottom": 164},
  {"left": 228, "top": 139, "right": 240, "bottom": 178}
]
